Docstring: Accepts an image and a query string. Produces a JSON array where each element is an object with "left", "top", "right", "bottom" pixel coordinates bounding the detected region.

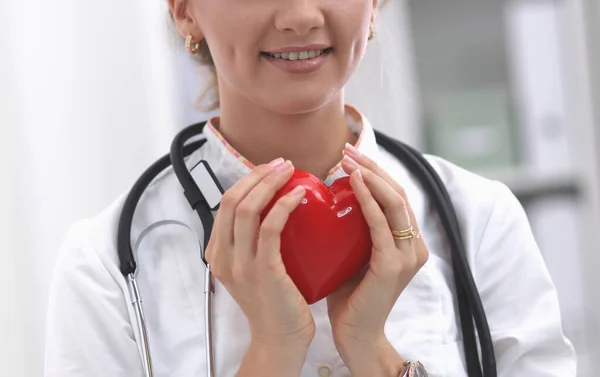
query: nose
[{"left": 274, "top": 0, "right": 325, "bottom": 37}]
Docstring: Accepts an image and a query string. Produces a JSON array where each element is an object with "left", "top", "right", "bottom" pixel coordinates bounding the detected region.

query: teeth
[{"left": 268, "top": 49, "right": 328, "bottom": 60}]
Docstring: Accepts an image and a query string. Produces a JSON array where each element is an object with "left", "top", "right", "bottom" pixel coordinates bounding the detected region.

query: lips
[
  {"left": 260, "top": 44, "right": 334, "bottom": 74},
  {"left": 261, "top": 43, "right": 333, "bottom": 59},
  {"left": 261, "top": 48, "right": 333, "bottom": 62},
  {"left": 269, "top": 48, "right": 332, "bottom": 60}
]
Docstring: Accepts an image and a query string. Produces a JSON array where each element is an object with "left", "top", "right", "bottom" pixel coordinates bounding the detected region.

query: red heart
[{"left": 261, "top": 170, "right": 372, "bottom": 304}]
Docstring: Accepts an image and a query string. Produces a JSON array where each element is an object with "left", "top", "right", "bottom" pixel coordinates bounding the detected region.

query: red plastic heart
[{"left": 261, "top": 170, "right": 372, "bottom": 304}]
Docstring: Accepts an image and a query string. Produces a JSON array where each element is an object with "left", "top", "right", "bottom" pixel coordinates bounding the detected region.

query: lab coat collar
[{"left": 202, "top": 105, "right": 379, "bottom": 190}]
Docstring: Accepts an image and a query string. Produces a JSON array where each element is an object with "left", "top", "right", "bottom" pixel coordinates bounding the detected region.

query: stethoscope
[{"left": 117, "top": 122, "right": 498, "bottom": 377}]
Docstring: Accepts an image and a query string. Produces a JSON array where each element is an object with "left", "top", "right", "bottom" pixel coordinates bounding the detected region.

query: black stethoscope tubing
[
  {"left": 376, "top": 132, "right": 496, "bottom": 377},
  {"left": 118, "top": 138, "right": 208, "bottom": 276},
  {"left": 117, "top": 122, "right": 497, "bottom": 377}
]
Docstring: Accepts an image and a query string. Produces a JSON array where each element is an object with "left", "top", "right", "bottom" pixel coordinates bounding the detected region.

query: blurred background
[{"left": 1, "top": 0, "right": 599, "bottom": 375}]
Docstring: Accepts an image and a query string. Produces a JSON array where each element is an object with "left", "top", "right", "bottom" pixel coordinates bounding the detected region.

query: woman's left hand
[{"left": 326, "top": 143, "right": 429, "bottom": 373}]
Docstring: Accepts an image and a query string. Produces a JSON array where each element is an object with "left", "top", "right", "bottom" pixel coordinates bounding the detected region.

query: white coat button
[{"left": 318, "top": 365, "right": 332, "bottom": 377}]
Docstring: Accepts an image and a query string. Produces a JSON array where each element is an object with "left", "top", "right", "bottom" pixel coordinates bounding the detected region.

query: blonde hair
[
  {"left": 170, "top": 0, "right": 390, "bottom": 112},
  {"left": 189, "top": 38, "right": 219, "bottom": 112},
  {"left": 168, "top": 1, "right": 219, "bottom": 111}
]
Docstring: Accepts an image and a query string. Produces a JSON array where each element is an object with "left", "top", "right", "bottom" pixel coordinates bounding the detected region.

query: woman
[{"left": 44, "top": 0, "right": 576, "bottom": 376}]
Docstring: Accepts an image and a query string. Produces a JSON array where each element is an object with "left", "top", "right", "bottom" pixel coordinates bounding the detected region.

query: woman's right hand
[{"left": 205, "top": 157, "right": 315, "bottom": 349}]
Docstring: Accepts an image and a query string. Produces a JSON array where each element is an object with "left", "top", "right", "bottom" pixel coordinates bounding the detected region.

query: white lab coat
[{"left": 44, "top": 107, "right": 576, "bottom": 377}]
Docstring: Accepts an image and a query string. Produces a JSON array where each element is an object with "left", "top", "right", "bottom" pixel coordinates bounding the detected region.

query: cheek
[
  {"left": 210, "top": 41, "right": 260, "bottom": 97},
  {"left": 194, "top": 1, "right": 257, "bottom": 65},
  {"left": 203, "top": 27, "right": 255, "bottom": 90},
  {"left": 199, "top": 9, "right": 266, "bottom": 87},
  {"left": 330, "top": 2, "right": 372, "bottom": 62}
]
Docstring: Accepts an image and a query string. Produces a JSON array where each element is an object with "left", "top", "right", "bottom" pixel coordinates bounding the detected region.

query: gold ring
[{"left": 391, "top": 225, "right": 420, "bottom": 240}]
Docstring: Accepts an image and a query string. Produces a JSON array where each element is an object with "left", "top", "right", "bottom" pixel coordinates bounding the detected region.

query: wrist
[
  {"left": 335, "top": 336, "right": 405, "bottom": 377},
  {"left": 243, "top": 340, "right": 311, "bottom": 375},
  {"left": 251, "top": 326, "right": 315, "bottom": 352}
]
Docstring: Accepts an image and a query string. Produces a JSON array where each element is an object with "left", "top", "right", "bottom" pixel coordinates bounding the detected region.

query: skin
[{"left": 168, "top": 0, "right": 429, "bottom": 376}]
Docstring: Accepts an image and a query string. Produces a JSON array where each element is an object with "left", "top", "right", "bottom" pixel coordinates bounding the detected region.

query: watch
[{"left": 401, "top": 361, "right": 428, "bottom": 377}]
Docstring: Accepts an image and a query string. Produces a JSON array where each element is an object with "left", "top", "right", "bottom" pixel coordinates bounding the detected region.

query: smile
[{"left": 261, "top": 48, "right": 333, "bottom": 61}]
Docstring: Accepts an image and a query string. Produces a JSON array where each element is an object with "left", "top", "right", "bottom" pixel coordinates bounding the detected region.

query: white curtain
[
  {"left": 0, "top": 0, "right": 417, "bottom": 375},
  {"left": 1, "top": 2, "right": 20, "bottom": 373},
  {"left": 0, "top": 0, "right": 186, "bottom": 375}
]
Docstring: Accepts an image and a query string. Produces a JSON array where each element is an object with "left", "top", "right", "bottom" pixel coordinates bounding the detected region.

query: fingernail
[
  {"left": 345, "top": 142, "right": 361, "bottom": 158},
  {"left": 268, "top": 157, "right": 285, "bottom": 167},
  {"left": 355, "top": 169, "right": 364, "bottom": 184},
  {"left": 276, "top": 160, "right": 293, "bottom": 172},
  {"left": 291, "top": 185, "right": 305, "bottom": 196},
  {"left": 343, "top": 155, "right": 359, "bottom": 170}
]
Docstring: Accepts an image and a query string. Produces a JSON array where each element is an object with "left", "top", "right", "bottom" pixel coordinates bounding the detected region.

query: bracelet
[
  {"left": 401, "top": 361, "right": 428, "bottom": 376},
  {"left": 401, "top": 362, "right": 410, "bottom": 377}
]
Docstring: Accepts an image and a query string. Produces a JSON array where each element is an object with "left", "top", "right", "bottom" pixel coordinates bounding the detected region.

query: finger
[
  {"left": 343, "top": 144, "right": 419, "bottom": 230},
  {"left": 343, "top": 155, "right": 412, "bottom": 241},
  {"left": 256, "top": 185, "right": 306, "bottom": 266},
  {"left": 342, "top": 154, "right": 427, "bottom": 265},
  {"left": 348, "top": 168, "right": 396, "bottom": 255},
  {"left": 210, "top": 158, "right": 285, "bottom": 264},
  {"left": 234, "top": 160, "right": 295, "bottom": 264}
]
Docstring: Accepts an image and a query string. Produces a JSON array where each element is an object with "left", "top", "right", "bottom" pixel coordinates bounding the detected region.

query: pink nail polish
[
  {"left": 276, "top": 160, "right": 293, "bottom": 172},
  {"left": 355, "top": 169, "right": 364, "bottom": 184},
  {"left": 291, "top": 185, "right": 305, "bottom": 196},
  {"left": 343, "top": 155, "right": 359, "bottom": 169},
  {"left": 268, "top": 157, "right": 285, "bottom": 167},
  {"left": 345, "top": 142, "right": 361, "bottom": 157}
]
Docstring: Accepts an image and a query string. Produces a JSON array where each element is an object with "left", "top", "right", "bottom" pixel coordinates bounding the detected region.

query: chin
[{"left": 254, "top": 86, "right": 342, "bottom": 115}]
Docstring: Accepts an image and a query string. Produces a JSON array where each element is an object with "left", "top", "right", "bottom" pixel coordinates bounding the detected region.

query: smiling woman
[{"left": 43, "top": 0, "right": 576, "bottom": 376}]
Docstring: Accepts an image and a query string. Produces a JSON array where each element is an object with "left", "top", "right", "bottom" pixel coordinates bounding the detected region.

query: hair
[
  {"left": 188, "top": 37, "right": 219, "bottom": 112},
  {"left": 169, "top": 0, "right": 390, "bottom": 112}
]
